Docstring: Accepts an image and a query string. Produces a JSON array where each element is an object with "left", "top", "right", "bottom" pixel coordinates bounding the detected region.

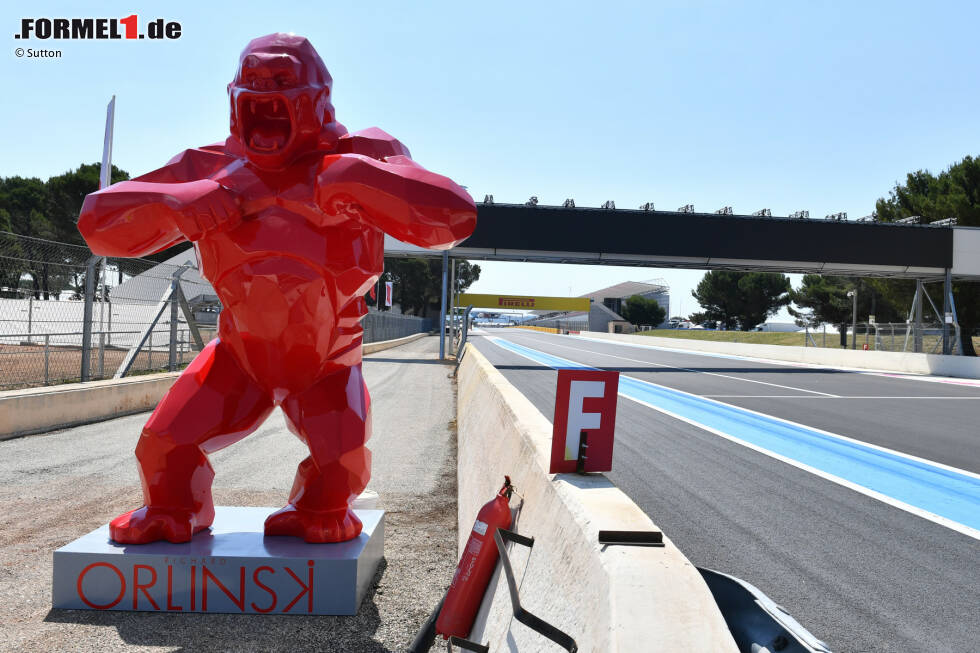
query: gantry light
[
  {"left": 639, "top": 202, "right": 655, "bottom": 211},
  {"left": 525, "top": 196, "right": 538, "bottom": 206},
  {"left": 715, "top": 206, "right": 733, "bottom": 215},
  {"left": 678, "top": 204, "right": 695, "bottom": 213},
  {"left": 483, "top": 194, "right": 494, "bottom": 205},
  {"left": 751, "top": 209, "right": 772, "bottom": 217},
  {"left": 825, "top": 212, "right": 847, "bottom": 221},
  {"left": 896, "top": 216, "right": 922, "bottom": 224},
  {"left": 930, "top": 217, "right": 957, "bottom": 226},
  {"left": 789, "top": 210, "right": 809, "bottom": 219},
  {"left": 601, "top": 200, "right": 616, "bottom": 210},
  {"left": 563, "top": 198, "right": 576, "bottom": 208}
]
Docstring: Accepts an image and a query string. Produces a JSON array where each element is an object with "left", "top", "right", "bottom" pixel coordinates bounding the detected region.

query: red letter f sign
[{"left": 550, "top": 369, "right": 620, "bottom": 473}]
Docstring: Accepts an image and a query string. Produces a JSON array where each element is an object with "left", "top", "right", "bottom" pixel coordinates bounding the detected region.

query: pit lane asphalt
[
  {"left": 469, "top": 328, "right": 980, "bottom": 653},
  {"left": 0, "top": 336, "right": 456, "bottom": 652}
]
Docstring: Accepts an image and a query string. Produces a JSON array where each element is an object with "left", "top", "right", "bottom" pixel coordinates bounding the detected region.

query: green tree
[
  {"left": 692, "top": 271, "right": 791, "bottom": 330},
  {"left": 621, "top": 294, "right": 666, "bottom": 326},
  {"left": 47, "top": 163, "right": 129, "bottom": 244},
  {"left": 0, "top": 164, "right": 131, "bottom": 298},
  {"left": 789, "top": 275, "right": 907, "bottom": 348},
  {"left": 874, "top": 155, "right": 980, "bottom": 355},
  {"left": 376, "top": 257, "right": 481, "bottom": 317}
]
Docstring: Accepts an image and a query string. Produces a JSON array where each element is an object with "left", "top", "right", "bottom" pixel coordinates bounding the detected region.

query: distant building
[
  {"left": 580, "top": 281, "right": 670, "bottom": 324},
  {"left": 523, "top": 280, "right": 670, "bottom": 332}
]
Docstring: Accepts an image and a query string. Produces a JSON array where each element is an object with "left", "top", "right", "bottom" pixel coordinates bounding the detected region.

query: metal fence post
[
  {"left": 913, "top": 279, "right": 923, "bottom": 353},
  {"left": 27, "top": 295, "right": 33, "bottom": 343},
  {"left": 942, "top": 268, "right": 952, "bottom": 355},
  {"left": 438, "top": 251, "right": 448, "bottom": 358},
  {"left": 98, "top": 331, "right": 105, "bottom": 379},
  {"left": 44, "top": 334, "right": 50, "bottom": 385},
  {"left": 169, "top": 283, "right": 180, "bottom": 372},
  {"left": 80, "top": 255, "right": 100, "bottom": 381}
]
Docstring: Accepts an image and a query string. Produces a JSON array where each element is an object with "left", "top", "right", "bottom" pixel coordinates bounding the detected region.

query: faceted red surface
[{"left": 77, "top": 33, "right": 476, "bottom": 544}]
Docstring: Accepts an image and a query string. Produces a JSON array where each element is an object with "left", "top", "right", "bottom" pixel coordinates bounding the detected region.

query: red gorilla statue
[{"left": 77, "top": 34, "right": 476, "bottom": 544}]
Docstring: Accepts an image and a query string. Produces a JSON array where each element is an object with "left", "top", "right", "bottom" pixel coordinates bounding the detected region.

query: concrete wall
[
  {"left": 579, "top": 331, "right": 980, "bottom": 379},
  {"left": 0, "top": 372, "right": 181, "bottom": 440},
  {"left": 1, "top": 332, "right": 433, "bottom": 440},
  {"left": 362, "top": 331, "right": 428, "bottom": 354},
  {"left": 456, "top": 344, "right": 736, "bottom": 652}
]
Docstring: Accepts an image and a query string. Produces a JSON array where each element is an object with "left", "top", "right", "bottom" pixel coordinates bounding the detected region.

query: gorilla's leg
[
  {"left": 110, "top": 340, "right": 274, "bottom": 544},
  {"left": 265, "top": 363, "right": 372, "bottom": 542}
]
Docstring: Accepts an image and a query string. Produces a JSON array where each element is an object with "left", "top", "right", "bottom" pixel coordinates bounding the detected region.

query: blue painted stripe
[{"left": 490, "top": 337, "right": 980, "bottom": 533}]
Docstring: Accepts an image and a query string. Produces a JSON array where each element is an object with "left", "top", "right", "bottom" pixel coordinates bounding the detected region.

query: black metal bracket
[
  {"left": 447, "top": 636, "right": 490, "bottom": 652},
  {"left": 598, "top": 530, "right": 664, "bottom": 547},
  {"left": 575, "top": 430, "right": 589, "bottom": 474},
  {"left": 494, "top": 528, "right": 578, "bottom": 652}
]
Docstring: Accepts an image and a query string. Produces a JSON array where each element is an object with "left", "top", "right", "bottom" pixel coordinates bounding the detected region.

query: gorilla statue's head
[{"left": 228, "top": 33, "right": 339, "bottom": 169}]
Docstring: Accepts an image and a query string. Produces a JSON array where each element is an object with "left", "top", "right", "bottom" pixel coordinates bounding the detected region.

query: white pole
[
  {"left": 100, "top": 96, "right": 115, "bottom": 190},
  {"left": 97, "top": 96, "right": 115, "bottom": 378}
]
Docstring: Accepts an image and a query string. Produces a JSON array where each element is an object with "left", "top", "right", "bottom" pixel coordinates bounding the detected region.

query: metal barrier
[
  {"left": 362, "top": 311, "right": 433, "bottom": 344},
  {"left": 0, "top": 232, "right": 211, "bottom": 389}
]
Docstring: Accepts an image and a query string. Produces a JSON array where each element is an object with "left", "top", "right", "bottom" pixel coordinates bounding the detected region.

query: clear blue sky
[{"left": 3, "top": 1, "right": 979, "bottom": 320}]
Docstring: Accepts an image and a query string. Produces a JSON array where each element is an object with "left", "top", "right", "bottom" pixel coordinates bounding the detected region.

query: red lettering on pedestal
[
  {"left": 133, "top": 565, "right": 160, "bottom": 610},
  {"left": 202, "top": 565, "right": 246, "bottom": 612},
  {"left": 166, "top": 565, "right": 183, "bottom": 611},
  {"left": 250, "top": 566, "right": 277, "bottom": 613},
  {"left": 284, "top": 560, "right": 315, "bottom": 613},
  {"left": 77, "top": 562, "right": 126, "bottom": 609}
]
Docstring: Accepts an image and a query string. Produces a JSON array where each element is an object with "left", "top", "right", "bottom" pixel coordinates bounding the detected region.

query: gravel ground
[{"left": 0, "top": 336, "right": 457, "bottom": 652}]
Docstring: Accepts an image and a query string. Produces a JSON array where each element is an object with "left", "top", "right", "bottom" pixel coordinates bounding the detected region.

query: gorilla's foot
[
  {"left": 264, "top": 505, "right": 363, "bottom": 543},
  {"left": 109, "top": 506, "right": 213, "bottom": 544}
]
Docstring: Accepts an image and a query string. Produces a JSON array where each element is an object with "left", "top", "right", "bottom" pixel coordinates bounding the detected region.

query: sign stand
[{"left": 575, "top": 430, "right": 589, "bottom": 475}]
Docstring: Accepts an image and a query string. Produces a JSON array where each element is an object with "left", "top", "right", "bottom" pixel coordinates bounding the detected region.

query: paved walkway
[{"left": 0, "top": 336, "right": 456, "bottom": 652}]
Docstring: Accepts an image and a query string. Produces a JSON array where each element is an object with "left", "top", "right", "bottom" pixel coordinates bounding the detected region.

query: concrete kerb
[
  {"left": 362, "top": 331, "right": 428, "bottom": 354},
  {"left": 456, "top": 343, "right": 737, "bottom": 652},
  {"left": 0, "top": 331, "right": 433, "bottom": 440},
  {"left": 579, "top": 331, "right": 980, "bottom": 380}
]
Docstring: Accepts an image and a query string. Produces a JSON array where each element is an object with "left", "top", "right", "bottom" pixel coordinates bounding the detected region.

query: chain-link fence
[
  {"left": 2, "top": 232, "right": 435, "bottom": 390},
  {"left": 802, "top": 322, "right": 969, "bottom": 354},
  {"left": 362, "top": 310, "right": 433, "bottom": 343},
  {"left": 1, "top": 232, "right": 212, "bottom": 389}
]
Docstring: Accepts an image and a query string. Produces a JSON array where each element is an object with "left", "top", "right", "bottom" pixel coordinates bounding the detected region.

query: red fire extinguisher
[{"left": 435, "top": 476, "right": 514, "bottom": 639}]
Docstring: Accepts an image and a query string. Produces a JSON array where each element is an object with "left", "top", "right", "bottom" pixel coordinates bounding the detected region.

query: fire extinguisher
[{"left": 435, "top": 476, "right": 514, "bottom": 639}]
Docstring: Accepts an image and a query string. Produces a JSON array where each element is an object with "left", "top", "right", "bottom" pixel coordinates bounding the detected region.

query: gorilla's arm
[
  {"left": 316, "top": 129, "right": 476, "bottom": 250},
  {"left": 78, "top": 146, "right": 238, "bottom": 257}
]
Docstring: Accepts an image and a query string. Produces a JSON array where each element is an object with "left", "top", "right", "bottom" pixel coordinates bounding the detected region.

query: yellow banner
[{"left": 457, "top": 294, "right": 590, "bottom": 312}]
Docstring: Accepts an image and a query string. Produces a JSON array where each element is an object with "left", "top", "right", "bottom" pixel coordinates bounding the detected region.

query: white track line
[
  {"left": 703, "top": 395, "right": 980, "bottom": 399},
  {"left": 486, "top": 334, "right": 980, "bottom": 541},
  {"left": 553, "top": 331, "right": 980, "bottom": 389},
  {"left": 487, "top": 334, "right": 980, "bottom": 481},
  {"left": 506, "top": 332, "right": 840, "bottom": 397},
  {"left": 620, "top": 392, "right": 980, "bottom": 542}
]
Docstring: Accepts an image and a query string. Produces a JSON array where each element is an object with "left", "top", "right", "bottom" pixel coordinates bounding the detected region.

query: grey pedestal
[{"left": 52, "top": 507, "right": 384, "bottom": 615}]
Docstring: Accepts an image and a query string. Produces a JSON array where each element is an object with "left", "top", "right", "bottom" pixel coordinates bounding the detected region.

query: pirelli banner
[{"left": 456, "top": 294, "right": 591, "bottom": 312}]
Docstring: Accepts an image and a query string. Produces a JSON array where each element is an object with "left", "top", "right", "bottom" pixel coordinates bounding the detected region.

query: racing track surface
[{"left": 468, "top": 328, "right": 980, "bottom": 653}]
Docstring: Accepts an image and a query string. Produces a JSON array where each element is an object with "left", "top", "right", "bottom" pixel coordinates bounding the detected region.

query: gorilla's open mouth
[{"left": 240, "top": 94, "right": 292, "bottom": 153}]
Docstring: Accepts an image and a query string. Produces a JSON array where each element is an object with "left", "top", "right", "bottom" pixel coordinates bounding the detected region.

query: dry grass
[{"left": 0, "top": 343, "right": 199, "bottom": 390}]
